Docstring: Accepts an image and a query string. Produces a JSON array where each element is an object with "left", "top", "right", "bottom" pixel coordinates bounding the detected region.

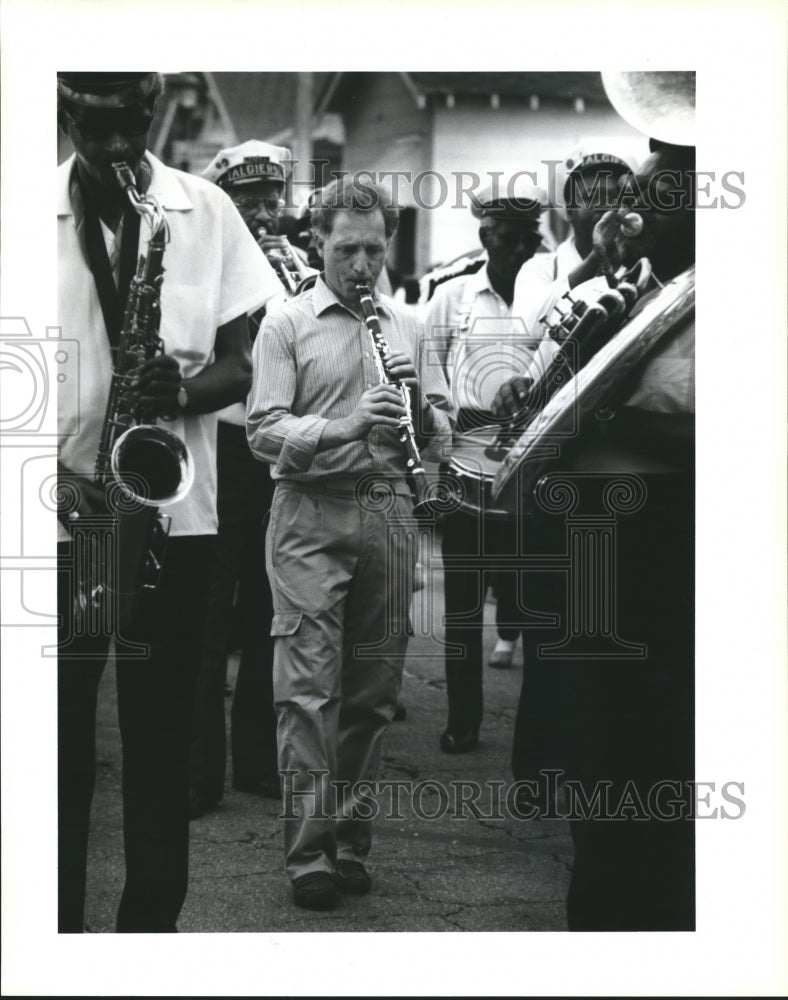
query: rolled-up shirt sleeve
[{"left": 246, "top": 311, "right": 329, "bottom": 474}]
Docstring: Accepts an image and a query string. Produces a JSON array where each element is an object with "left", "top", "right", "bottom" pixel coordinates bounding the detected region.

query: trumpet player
[
  {"left": 247, "top": 177, "right": 453, "bottom": 911},
  {"left": 508, "top": 143, "right": 639, "bottom": 384},
  {"left": 187, "top": 142, "right": 291, "bottom": 819},
  {"left": 56, "top": 73, "right": 273, "bottom": 933},
  {"left": 202, "top": 139, "right": 301, "bottom": 308},
  {"left": 495, "top": 134, "right": 697, "bottom": 931}
]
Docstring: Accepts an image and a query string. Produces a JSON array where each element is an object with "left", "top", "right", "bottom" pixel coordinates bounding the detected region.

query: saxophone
[
  {"left": 87, "top": 162, "right": 193, "bottom": 627},
  {"left": 355, "top": 283, "right": 436, "bottom": 517}
]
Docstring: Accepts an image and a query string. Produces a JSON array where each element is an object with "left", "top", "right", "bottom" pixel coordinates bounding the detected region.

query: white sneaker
[{"left": 488, "top": 637, "right": 516, "bottom": 669}]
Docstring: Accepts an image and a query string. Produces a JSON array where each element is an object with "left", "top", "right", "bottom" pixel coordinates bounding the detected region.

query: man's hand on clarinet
[
  {"left": 317, "top": 383, "right": 408, "bottom": 452},
  {"left": 350, "top": 383, "right": 407, "bottom": 437},
  {"left": 383, "top": 350, "right": 419, "bottom": 393}
]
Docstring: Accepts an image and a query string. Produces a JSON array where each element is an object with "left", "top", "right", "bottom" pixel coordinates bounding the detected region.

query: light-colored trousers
[{"left": 266, "top": 479, "right": 417, "bottom": 880}]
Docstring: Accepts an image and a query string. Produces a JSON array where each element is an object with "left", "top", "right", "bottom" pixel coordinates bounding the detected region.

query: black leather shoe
[
  {"left": 292, "top": 871, "right": 338, "bottom": 911},
  {"left": 439, "top": 728, "right": 479, "bottom": 754},
  {"left": 189, "top": 789, "right": 221, "bottom": 819},
  {"left": 334, "top": 859, "right": 372, "bottom": 895}
]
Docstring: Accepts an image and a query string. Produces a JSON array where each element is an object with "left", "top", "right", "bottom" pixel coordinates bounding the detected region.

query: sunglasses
[
  {"left": 63, "top": 107, "right": 154, "bottom": 142},
  {"left": 231, "top": 193, "right": 286, "bottom": 217}
]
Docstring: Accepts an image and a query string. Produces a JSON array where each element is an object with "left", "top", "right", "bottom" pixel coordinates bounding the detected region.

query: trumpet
[{"left": 257, "top": 231, "right": 318, "bottom": 297}]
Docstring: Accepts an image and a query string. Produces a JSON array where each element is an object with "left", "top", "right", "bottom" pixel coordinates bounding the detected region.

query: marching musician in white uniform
[{"left": 423, "top": 177, "right": 546, "bottom": 753}]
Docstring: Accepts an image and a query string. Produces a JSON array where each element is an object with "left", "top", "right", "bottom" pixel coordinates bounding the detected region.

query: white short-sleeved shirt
[
  {"left": 511, "top": 237, "right": 584, "bottom": 341},
  {"left": 57, "top": 152, "right": 280, "bottom": 540},
  {"left": 424, "top": 265, "right": 535, "bottom": 413}
]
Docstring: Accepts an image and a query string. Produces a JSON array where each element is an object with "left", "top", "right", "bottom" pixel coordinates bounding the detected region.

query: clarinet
[{"left": 355, "top": 284, "right": 434, "bottom": 517}]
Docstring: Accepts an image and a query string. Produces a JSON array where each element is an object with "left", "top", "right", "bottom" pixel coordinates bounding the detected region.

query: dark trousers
[
  {"left": 492, "top": 572, "right": 521, "bottom": 643},
  {"left": 441, "top": 510, "right": 522, "bottom": 733},
  {"left": 189, "top": 423, "right": 277, "bottom": 801},
  {"left": 441, "top": 408, "right": 531, "bottom": 734},
  {"left": 511, "top": 471, "right": 695, "bottom": 930},
  {"left": 58, "top": 534, "right": 214, "bottom": 933}
]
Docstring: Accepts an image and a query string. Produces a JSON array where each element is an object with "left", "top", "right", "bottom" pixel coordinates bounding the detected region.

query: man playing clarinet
[{"left": 247, "top": 176, "right": 453, "bottom": 911}]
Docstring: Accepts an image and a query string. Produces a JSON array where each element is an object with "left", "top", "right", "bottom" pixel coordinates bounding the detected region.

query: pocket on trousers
[{"left": 270, "top": 611, "right": 303, "bottom": 637}]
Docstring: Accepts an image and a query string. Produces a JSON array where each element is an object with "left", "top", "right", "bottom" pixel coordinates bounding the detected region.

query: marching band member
[
  {"left": 187, "top": 143, "right": 287, "bottom": 818},
  {"left": 247, "top": 177, "right": 453, "bottom": 911},
  {"left": 56, "top": 73, "right": 272, "bottom": 932},
  {"left": 510, "top": 144, "right": 639, "bottom": 384},
  {"left": 203, "top": 138, "right": 293, "bottom": 302},
  {"left": 424, "top": 177, "right": 546, "bottom": 753},
  {"left": 494, "top": 137, "right": 696, "bottom": 931}
]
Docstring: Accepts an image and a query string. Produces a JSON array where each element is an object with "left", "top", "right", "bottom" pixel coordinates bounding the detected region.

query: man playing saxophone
[
  {"left": 56, "top": 72, "right": 274, "bottom": 933},
  {"left": 247, "top": 176, "right": 453, "bottom": 911}
]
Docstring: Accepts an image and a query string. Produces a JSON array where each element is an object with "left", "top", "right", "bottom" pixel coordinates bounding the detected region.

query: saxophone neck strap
[{"left": 80, "top": 182, "right": 141, "bottom": 350}]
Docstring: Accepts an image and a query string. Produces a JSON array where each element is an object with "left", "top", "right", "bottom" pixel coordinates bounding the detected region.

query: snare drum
[{"left": 445, "top": 425, "right": 514, "bottom": 520}]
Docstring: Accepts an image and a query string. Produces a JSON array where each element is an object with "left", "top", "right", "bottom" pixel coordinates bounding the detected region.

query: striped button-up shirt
[{"left": 247, "top": 276, "right": 454, "bottom": 481}]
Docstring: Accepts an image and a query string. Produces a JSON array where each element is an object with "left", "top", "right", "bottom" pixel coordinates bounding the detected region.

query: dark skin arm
[
  {"left": 132, "top": 313, "right": 253, "bottom": 418},
  {"left": 566, "top": 208, "right": 632, "bottom": 289},
  {"left": 566, "top": 247, "right": 606, "bottom": 290}
]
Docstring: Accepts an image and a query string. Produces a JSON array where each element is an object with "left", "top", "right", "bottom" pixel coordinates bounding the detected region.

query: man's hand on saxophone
[
  {"left": 130, "top": 315, "right": 253, "bottom": 419},
  {"left": 130, "top": 353, "right": 182, "bottom": 417}
]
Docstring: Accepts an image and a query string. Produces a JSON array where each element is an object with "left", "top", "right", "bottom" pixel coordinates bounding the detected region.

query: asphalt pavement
[{"left": 84, "top": 529, "right": 572, "bottom": 933}]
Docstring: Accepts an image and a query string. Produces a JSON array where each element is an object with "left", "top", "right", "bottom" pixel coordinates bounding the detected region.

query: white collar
[
  {"left": 461, "top": 262, "right": 507, "bottom": 304},
  {"left": 57, "top": 152, "right": 194, "bottom": 217}
]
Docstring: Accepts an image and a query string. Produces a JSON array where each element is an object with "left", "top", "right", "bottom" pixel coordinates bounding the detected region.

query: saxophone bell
[{"left": 111, "top": 424, "right": 194, "bottom": 507}]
